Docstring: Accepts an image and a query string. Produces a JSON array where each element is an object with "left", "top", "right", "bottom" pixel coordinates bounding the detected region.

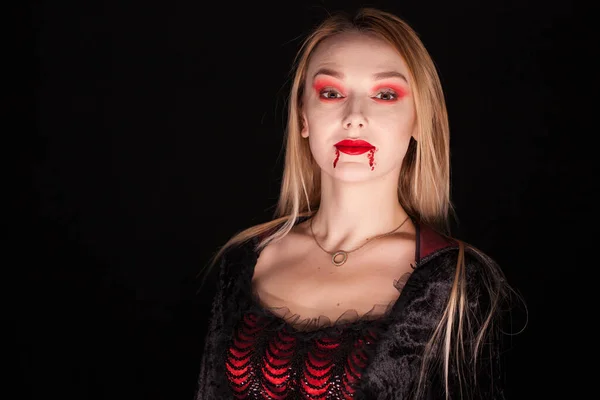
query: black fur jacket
[{"left": 194, "top": 219, "right": 507, "bottom": 399}]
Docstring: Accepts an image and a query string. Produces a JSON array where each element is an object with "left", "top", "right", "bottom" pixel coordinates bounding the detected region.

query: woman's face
[{"left": 301, "top": 31, "right": 416, "bottom": 183}]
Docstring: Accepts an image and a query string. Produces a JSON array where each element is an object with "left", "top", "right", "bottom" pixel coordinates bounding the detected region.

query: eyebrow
[
  {"left": 313, "top": 68, "right": 408, "bottom": 83},
  {"left": 373, "top": 71, "right": 408, "bottom": 83},
  {"left": 313, "top": 68, "right": 344, "bottom": 80}
]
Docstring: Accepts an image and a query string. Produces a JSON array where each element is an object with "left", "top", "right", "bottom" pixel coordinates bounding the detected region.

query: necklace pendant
[{"left": 332, "top": 251, "right": 348, "bottom": 266}]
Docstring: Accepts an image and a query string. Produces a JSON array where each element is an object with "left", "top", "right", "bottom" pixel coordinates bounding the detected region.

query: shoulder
[
  {"left": 204, "top": 215, "right": 298, "bottom": 282},
  {"left": 417, "top": 220, "right": 501, "bottom": 268},
  {"left": 416, "top": 222, "right": 508, "bottom": 300},
  {"left": 218, "top": 238, "right": 258, "bottom": 278},
  {"left": 199, "top": 237, "right": 258, "bottom": 291}
]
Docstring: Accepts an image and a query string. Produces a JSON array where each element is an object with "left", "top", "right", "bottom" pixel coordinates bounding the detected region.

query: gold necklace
[{"left": 309, "top": 215, "right": 411, "bottom": 266}]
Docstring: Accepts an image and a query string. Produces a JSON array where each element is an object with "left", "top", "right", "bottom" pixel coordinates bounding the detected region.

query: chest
[{"left": 251, "top": 241, "right": 415, "bottom": 323}]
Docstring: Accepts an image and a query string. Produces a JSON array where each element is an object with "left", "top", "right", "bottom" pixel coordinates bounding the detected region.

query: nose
[
  {"left": 342, "top": 98, "right": 367, "bottom": 130},
  {"left": 343, "top": 118, "right": 365, "bottom": 129}
]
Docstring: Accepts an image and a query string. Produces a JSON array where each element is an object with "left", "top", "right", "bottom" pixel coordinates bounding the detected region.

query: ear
[{"left": 301, "top": 112, "right": 309, "bottom": 138}]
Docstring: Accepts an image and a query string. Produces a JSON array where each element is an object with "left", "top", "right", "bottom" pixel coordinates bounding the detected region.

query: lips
[{"left": 334, "top": 139, "right": 375, "bottom": 155}]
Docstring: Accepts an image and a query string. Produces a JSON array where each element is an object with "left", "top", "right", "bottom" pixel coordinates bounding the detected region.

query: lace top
[
  {"left": 226, "top": 308, "right": 382, "bottom": 399},
  {"left": 224, "top": 235, "right": 415, "bottom": 399},
  {"left": 225, "top": 279, "right": 414, "bottom": 399}
]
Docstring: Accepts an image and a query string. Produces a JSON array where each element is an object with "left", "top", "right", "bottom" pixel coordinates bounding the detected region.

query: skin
[
  {"left": 252, "top": 31, "right": 419, "bottom": 321},
  {"left": 300, "top": 31, "right": 417, "bottom": 247}
]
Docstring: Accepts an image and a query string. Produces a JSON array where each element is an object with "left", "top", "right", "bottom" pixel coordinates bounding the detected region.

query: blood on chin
[{"left": 333, "top": 148, "right": 376, "bottom": 170}]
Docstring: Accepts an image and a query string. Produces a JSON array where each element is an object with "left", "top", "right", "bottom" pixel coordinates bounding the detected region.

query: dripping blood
[
  {"left": 333, "top": 148, "right": 340, "bottom": 168},
  {"left": 368, "top": 148, "right": 376, "bottom": 170}
]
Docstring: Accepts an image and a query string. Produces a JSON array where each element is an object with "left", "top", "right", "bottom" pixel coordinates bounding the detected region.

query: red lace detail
[{"left": 225, "top": 312, "right": 379, "bottom": 399}]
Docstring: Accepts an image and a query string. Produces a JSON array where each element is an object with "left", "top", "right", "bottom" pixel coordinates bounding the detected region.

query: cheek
[
  {"left": 305, "top": 107, "right": 340, "bottom": 135},
  {"left": 378, "top": 110, "right": 416, "bottom": 138},
  {"left": 373, "top": 112, "right": 415, "bottom": 160}
]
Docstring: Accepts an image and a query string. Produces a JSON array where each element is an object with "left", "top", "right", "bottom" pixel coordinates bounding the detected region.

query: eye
[
  {"left": 320, "top": 89, "right": 344, "bottom": 100},
  {"left": 374, "top": 90, "right": 398, "bottom": 101}
]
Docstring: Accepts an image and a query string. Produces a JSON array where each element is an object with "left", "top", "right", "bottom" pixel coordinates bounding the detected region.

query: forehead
[{"left": 306, "top": 31, "right": 410, "bottom": 78}]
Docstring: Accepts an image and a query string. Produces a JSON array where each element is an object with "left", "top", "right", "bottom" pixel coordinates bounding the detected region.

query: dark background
[{"left": 16, "top": 0, "right": 590, "bottom": 399}]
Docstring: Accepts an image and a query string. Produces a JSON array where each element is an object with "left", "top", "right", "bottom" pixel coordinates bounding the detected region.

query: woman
[{"left": 195, "top": 7, "right": 516, "bottom": 400}]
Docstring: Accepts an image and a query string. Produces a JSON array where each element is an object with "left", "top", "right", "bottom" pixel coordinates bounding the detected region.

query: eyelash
[
  {"left": 373, "top": 89, "right": 398, "bottom": 101},
  {"left": 319, "top": 88, "right": 399, "bottom": 101},
  {"left": 319, "top": 89, "right": 344, "bottom": 100}
]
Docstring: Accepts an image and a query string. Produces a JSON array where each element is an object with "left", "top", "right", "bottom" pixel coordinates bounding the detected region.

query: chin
[{"left": 326, "top": 163, "right": 381, "bottom": 183}]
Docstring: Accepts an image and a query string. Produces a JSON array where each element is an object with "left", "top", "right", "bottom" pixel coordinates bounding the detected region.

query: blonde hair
[{"left": 201, "top": 7, "right": 514, "bottom": 399}]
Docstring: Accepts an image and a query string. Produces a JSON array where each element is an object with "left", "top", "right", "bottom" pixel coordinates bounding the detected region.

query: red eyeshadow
[
  {"left": 371, "top": 82, "right": 408, "bottom": 98},
  {"left": 313, "top": 78, "right": 345, "bottom": 94}
]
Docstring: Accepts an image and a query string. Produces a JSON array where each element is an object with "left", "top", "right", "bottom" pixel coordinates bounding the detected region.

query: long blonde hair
[{"left": 201, "top": 7, "right": 513, "bottom": 399}]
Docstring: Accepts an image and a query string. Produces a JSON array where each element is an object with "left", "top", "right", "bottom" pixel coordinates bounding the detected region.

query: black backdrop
[{"left": 17, "top": 0, "right": 589, "bottom": 399}]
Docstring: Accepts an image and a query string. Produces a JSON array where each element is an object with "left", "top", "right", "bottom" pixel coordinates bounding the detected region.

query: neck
[{"left": 311, "top": 169, "right": 410, "bottom": 252}]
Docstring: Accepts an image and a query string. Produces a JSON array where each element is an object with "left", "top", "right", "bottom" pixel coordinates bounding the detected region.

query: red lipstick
[{"left": 334, "top": 139, "right": 375, "bottom": 155}]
